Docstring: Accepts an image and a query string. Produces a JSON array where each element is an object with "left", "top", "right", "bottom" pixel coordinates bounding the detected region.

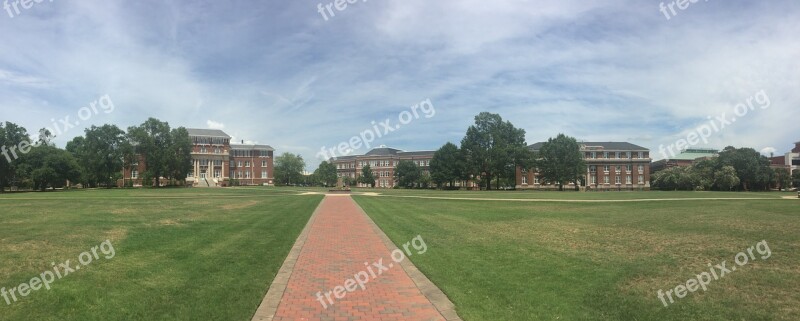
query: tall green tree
[
  {"left": 274, "top": 153, "right": 306, "bottom": 186},
  {"left": 460, "top": 112, "right": 529, "bottom": 190},
  {"left": 84, "top": 124, "right": 127, "bottom": 187},
  {"left": 792, "top": 170, "right": 800, "bottom": 188},
  {"left": 717, "top": 146, "right": 772, "bottom": 191},
  {"left": 536, "top": 134, "right": 586, "bottom": 191},
  {"left": 430, "top": 142, "right": 465, "bottom": 189},
  {"left": 358, "top": 165, "right": 377, "bottom": 187},
  {"left": 15, "top": 145, "right": 82, "bottom": 191},
  {"left": 167, "top": 127, "right": 193, "bottom": 183},
  {"left": 65, "top": 136, "right": 89, "bottom": 185},
  {"left": 713, "top": 166, "right": 740, "bottom": 191},
  {"left": 313, "top": 161, "right": 338, "bottom": 186},
  {"left": 0, "top": 122, "right": 30, "bottom": 190},
  {"left": 127, "top": 118, "right": 173, "bottom": 187},
  {"left": 394, "top": 160, "right": 421, "bottom": 189},
  {"left": 772, "top": 167, "right": 792, "bottom": 190}
]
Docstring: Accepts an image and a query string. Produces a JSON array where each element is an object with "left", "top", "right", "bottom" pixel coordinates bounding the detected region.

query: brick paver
[{"left": 271, "top": 195, "right": 447, "bottom": 321}]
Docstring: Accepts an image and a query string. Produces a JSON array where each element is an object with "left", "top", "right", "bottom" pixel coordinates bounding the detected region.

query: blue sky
[{"left": 1, "top": 0, "right": 798, "bottom": 169}]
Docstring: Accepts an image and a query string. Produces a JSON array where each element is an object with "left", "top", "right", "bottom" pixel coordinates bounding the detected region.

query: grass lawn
[
  {"left": 354, "top": 195, "right": 800, "bottom": 321},
  {"left": 0, "top": 188, "right": 323, "bottom": 321},
  {"left": 352, "top": 188, "right": 794, "bottom": 200}
]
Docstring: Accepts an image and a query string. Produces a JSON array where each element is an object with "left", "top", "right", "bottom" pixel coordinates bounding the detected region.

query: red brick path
[{"left": 272, "top": 195, "right": 446, "bottom": 321}]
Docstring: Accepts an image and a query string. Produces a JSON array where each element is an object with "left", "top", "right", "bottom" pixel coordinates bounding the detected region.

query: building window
[
  {"left": 591, "top": 152, "right": 597, "bottom": 159},
  {"left": 626, "top": 165, "right": 632, "bottom": 172},
  {"left": 615, "top": 176, "right": 621, "bottom": 184},
  {"left": 638, "top": 175, "right": 644, "bottom": 184},
  {"left": 604, "top": 165, "right": 610, "bottom": 173},
  {"left": 590, "top": 165, "right": 597, "bottom": 173},
  {"left": 638, "top": 165, "right": 644, "bottom": 174},
  {"left": 214, "top": 170, "right": 221, "bottom": 178},
  {"left": 604, "top": 152, "right": 609, "bottom": 159},
  {"left": 245, "top": 161, "right": 250, "bottom": 167},
  {"left": 534, "top": 176, "right": 540, "bottom": 184},
  {"left": 132, "top": 169, "right": 138, "bottom": 179},
  {"left": 262, "top": 171, "right": 267, "bottom": 178},
  {"left": 615, "top": 166, "right": 621, "bottom": 174},
  {"left": 245, "top": 171, "right": 250, "bottom": 179},
  {"left": 215, "top": 148, "right": 221, "bottom": 154},
  {"left": 591, "top": 176, "right": 597, "bottom": 184},
  {"left": 626, "top": 175, "right": 631, "bottom": 184},
  {"left": 604, "top": 176, "right": 610, "bottom": 184},
  {"left": 262, "top": 160, "right": 267, "bottom": 167},
  {"left": 238, "top": 161, "right": 243, "bottom": 167},
  {"left": 522, "top": 176, "right": 528, "bottom": 185}
]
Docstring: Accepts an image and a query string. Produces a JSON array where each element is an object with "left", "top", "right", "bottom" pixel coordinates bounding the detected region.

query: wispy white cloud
[
  {"left": 0, "top": 0, "right": 798, "bottom": 169},
  {"left": 206, "top": 120, "right": 225, "bottom": 130}
]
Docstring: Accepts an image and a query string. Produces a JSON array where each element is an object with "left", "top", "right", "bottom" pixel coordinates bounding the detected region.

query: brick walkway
[{"left": 253, "top": 195, "right": 457, "bottom": 321}]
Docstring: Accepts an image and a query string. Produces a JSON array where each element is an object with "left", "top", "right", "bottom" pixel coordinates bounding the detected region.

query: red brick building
[
  {"left": 330, "top": 146, "right": 466, "bottom": 188},
  {"left": 516, "top": 142, "right": 652, "bottom": 190},
  {"left": 121, "top": 128, "right": 274, "bottom": 187},
  {"left": 769, "top": 141, "right": 800, "bottom": 175}
]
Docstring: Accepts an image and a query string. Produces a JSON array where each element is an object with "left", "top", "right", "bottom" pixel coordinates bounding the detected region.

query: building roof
[
  {"left": 528, "top": 141, "right": 649, "bottom": 151},
  {"left": 329, "top": 146, "right": 433, "bottom": 162},
  {"left": 231, "top": 144, "right": 274, "bottom": 151},
  {"left": 365, "top": 147, "right": 403, "bottom": 156},
  {"left": 398, "top": 151, "right": 435, "bottom": 157},
  {"left": 186, "top": 128, "right": 231, "bottom": 138},
  {"left": 667, "top": 149, "right": 719, "bottom": 161},
  {"left": 332, "top": 155, "right": 358, "bottom": 161}
]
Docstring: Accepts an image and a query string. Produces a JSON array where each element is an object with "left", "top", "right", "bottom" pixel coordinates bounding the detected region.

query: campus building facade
[
  {"left": 516, "top": 142, "right": 652, "bottom": 190},
  {"left": 121, "top": 128, "right": 275, "bottom": 187},
  {"left": 769, "top": 141, "right": 800, "bottom": 174},
  {"left": 330, "top": 146, "right": 444, "bottom": 188}
]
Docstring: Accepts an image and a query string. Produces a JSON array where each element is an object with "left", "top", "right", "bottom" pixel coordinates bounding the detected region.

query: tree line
[
  {"left": 0, "top": 118, "right": 192, "bottom": 191},
  {"left": 652, "top": 146, "right": 799, "bottom": 191},
  {"left": 304, "top": 112, "right": 588, "bottom": 190},
  {"left": 305, "top": 112, "right": 799, "bottom": 192}
]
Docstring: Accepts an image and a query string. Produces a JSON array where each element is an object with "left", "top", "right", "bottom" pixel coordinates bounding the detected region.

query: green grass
[
  {"left": 0, "top": 188, "right": 323, "bottom": 321},
  {"left": 354, "top": 195, "right": 800, "bottom": 321},
  {"left": 352, "top": 188, "right": 794, "bottom": 200}
]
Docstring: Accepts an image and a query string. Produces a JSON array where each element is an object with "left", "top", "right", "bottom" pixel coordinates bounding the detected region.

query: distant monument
[{"left": 330, "top": 177, "right": 351, "bottom": 193}]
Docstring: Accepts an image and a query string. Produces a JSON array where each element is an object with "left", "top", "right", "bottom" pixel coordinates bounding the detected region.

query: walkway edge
[
  {"left": 353, "top": 196, "right": 464, "bottom": 321},
  {"left": 251, "top": 197, "right": 325, "bottom": 321}
]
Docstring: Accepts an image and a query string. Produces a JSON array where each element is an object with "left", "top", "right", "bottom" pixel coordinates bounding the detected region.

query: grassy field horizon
[
  {"left": 0, "top": 188, "right": 322, "bottom": 321},
  {"left": 355, "top": 194, "right": 800, "bottom": 320},
  {"left": 2, "top": 187, "right": 798, "bottom": 320}
]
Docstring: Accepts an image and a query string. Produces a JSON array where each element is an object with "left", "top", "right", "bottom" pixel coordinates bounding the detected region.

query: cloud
[
  {"left": 0, "top": 0, "right": 798, "bottom": 171},
  {"left": 761, "top": 147, "right": 777, "bottom": 156},
  {"left": 206, "top": 120, "right": 225, "bottom": 130}
]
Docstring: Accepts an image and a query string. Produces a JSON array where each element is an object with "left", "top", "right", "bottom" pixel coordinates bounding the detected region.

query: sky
[{"left": 1, "top": 0, "right": 798, "bottom": 170}]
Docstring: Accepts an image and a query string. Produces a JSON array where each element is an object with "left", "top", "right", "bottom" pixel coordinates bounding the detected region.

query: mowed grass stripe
[
  {"left": 354, "top": 196, "right": 800, "bottom": 321},
  {"left": 0, "top": 189, "right": 323, "bottom": 321}
]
